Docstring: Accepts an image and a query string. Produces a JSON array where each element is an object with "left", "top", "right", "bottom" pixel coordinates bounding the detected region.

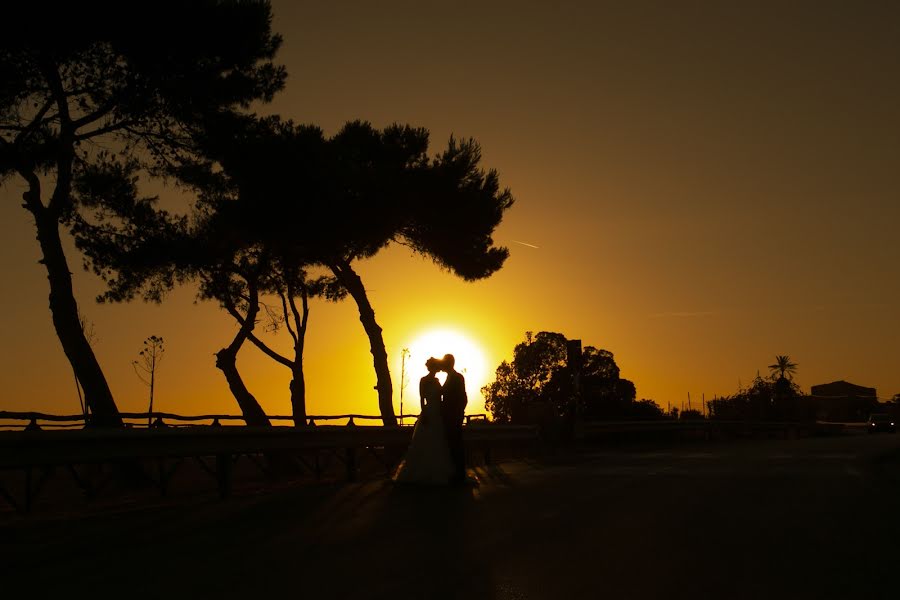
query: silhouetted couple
[{"left": 394, "top": 354, "right": 468, "bottom": 485}]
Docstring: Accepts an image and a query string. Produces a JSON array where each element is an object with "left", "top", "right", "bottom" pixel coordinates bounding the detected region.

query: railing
[
  {"left": 0, "top": 412, "right": 534, "bottom": 514},
  {"left": 0, "top": 411, "right": 866, "bottom": 514},
  {"left": 578, "top": 418, "right": 869, "bottom": 440},
  {"left": 0, "top": 411, "right": 490, "bottom": 431}
]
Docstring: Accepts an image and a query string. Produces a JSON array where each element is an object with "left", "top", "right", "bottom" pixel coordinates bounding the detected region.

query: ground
[{"left": 3, "top": 433, "right": 900, "bottom": 599}]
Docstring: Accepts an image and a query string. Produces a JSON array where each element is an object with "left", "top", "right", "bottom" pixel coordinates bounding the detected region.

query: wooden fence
[
  {"left": 0, "top": 411, "right": 865, "bottom": 514},
  {"left": 0, "top": 413, "right": 537, "bottom": 513},
  {"left": 0, "top": 410, "right": 490, "bottom": 430}
]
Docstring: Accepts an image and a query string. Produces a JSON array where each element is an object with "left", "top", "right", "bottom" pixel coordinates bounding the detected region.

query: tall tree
[
  {"left": 73, "top": 118, "right": 340, "bottom": 425},
  {"left": 231, "top": 262, "right": 345, "bottom": 426},
  {"left": 767, "top": 355, "right": 800, "bottom": 421},
  {"left": 208, "top": 262, "right": 272, "bottom": 427},
  {"left": 78, "top": 117, "right": 513, "bottom": 426},
  {"left": 0, "top": 1, "right": 285, "bottom": 426},
  {"left": 74, "top": 175, "right": 275, "bottom": 426},
  {"left": 186, "top": 119, "right": 514, "bottom": 426},
  {"left": 768, "top": 355, "right": 798, "bottom": 380},
  {"left": 482, "top": 331, "right": 568, "bottom": 424}
]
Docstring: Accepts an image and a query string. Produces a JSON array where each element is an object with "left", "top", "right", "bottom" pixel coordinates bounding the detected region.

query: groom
[{"left": 440, "top": 354, "right": 468, "bottom": 483}]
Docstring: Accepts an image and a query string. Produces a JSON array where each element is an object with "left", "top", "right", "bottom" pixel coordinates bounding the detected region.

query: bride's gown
[{"left": 393, "top": 375, "right": 454, "bottom": 485}]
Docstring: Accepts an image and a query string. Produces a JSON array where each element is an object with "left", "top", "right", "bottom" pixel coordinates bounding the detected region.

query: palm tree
[{"left": 768, "top": 355, "right": 798, "bottom": 380}]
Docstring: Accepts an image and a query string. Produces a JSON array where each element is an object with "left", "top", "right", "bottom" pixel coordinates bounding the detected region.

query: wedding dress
[{"left": 393, "top": 375, "right": 454, "bottom": 485}]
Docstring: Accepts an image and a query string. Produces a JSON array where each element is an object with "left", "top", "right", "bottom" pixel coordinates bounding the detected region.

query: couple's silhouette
[{"left": 394, "top": 354, "right": 468, "bottom": 485}]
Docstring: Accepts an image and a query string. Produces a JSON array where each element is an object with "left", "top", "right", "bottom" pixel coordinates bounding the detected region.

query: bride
[{"left": 393, "top": 357, "right": 454, "bottom": 485}]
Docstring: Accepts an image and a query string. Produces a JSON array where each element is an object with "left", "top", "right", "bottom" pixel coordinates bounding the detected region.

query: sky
[{"left": 2, "top": 0, "right": 899, "bottom": 421}]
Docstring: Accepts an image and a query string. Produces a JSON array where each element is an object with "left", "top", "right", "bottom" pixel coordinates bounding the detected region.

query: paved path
[{"left": 3, "top": 434, "right": 900, "bottom": 599}]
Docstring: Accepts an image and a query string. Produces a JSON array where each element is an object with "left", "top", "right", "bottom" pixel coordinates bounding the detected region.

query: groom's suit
[{"left": 442, "top": 369, "right": 468, "bottom": 481}]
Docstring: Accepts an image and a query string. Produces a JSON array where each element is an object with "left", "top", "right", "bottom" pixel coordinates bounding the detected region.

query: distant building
[{"left": 808, "top": 380, "right": 878, "bottom": 422}]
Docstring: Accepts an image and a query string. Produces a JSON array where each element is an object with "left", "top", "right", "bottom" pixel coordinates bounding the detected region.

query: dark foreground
[{"left": 3, "top": 433, "right": 900, "bottom": 599}]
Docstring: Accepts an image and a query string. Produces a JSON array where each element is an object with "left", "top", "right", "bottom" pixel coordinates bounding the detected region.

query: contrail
[{"left": 513, "top": 240, "right": 539, "bottom": 249}]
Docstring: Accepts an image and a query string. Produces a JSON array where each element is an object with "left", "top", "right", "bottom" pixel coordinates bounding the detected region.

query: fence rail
[
  {"left": 0, "top": 412, "right": 867, "bottom": 514},
  {"left": 0, "top": 411, "right": 490, "bottom": 431},
  {"left": 0, "top": 414, "right": 535, "bottom": 513}
]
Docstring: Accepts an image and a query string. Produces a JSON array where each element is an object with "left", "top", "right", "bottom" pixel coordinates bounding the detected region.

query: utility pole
[
  {"left": 399, "top": 348, "right": 410, "bottom": 426},
  {"left": 565, "top": 339, "right": 583, "bottom": 441}
]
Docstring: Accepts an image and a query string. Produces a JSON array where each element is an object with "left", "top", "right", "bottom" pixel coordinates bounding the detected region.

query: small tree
[
  {"left": 133, "top": 335, "right": 164, "bottom": 426},
  {"left": 768, "top": 355, "right": 800, "bottom": 419}
]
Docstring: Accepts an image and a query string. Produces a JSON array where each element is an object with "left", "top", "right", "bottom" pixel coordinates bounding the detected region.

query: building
[{"left": 808, "top": 380, "right": 878, "bottom": 422}]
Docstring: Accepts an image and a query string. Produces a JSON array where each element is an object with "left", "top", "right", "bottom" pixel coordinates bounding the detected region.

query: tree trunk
[
  {"left": 288, "top": 280, "right": 308, "bottom": 427},
  {"left": 216, "top": 283, "right": 270, "bottom": 427},
  {"left": 331, "top": 260, "right": 397, "bottom": 427},
  {"left": 32, "top": 205, "right": 122, "bottom": 427},
  {"left": 215, "top": 346, "right": 270, "bottom": 427},
  {"left": 289, "top": 360, "right": 306, "bottom": 427}
]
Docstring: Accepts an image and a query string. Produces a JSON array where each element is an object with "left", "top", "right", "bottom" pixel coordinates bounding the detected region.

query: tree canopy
[
  {"left": 707, "top": 372, "right": 806, "bottom": 422},
  {"left": 0, "top": 0, "right": 285, "bottom": 425},
  {"left": 482, "top": 331, "right": 658, "bottom": 424},
  {"left": 768, "top": 355, "right": 798, "bottom": 380},
  {"left": 75, "top": 115, "right": 513, "bottom": 425}
]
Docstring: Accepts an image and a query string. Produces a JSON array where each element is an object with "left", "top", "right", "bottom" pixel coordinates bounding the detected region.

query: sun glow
[{"left": 399, "top": 328, "right": 489, "bottom": 417}]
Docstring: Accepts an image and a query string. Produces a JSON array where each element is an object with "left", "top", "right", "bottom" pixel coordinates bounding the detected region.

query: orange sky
[{"left": 2, "top": 1, "right": 899, "bottom": 419}]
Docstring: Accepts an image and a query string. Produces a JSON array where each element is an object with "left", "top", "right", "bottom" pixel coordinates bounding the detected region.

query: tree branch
[
  {"left": 247, "top": 330, "right": 293, "bottom": 368},
  {"left": 224, "top": 301, "right": 293, "bottom": 368},
  {"left": 224, "top": 280, "right": 260, "bottom": 354},
  {"left": 75, "top": 118, "right": 135, "bottom": 141},
  {"left": 14, "top": 96, "right": 55, "bottom": 144},
  {"left": 38, "top": 58, "right": 75, "bottom": 216},
  {"left": 0, "top": 137, "right": 45, "bottom": 213},
  {"left": 281, "top": 281, "right": 298, "bottom": 344},
  {"left": 223, "top": 292, "right": 293, "bottom": 369},
  {"left": 38, "top": 58, "right": 72, "bottom": 132},
  {"left": 71, "top": 98, "right": 116, "bottom": 130},
  {"left": 296, "top": 281, "right": 309, "bottom": 342}
]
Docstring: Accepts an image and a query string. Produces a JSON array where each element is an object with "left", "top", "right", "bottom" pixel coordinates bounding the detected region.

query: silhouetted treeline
[
  {"left": 706, "top": 374, "right": 813, "bottom": 422},
  {"left": 482, "top": 331, "right": 664, "bottom": 425}
]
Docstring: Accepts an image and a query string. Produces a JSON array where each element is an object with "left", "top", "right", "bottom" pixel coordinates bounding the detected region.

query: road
[{"left": 3, "top": 433, "right": 900, "bottom": 599}]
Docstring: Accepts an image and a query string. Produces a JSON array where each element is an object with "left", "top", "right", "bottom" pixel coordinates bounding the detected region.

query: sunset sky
[{"left": 2, "top": 1, "right": 899, "bottom": 420}]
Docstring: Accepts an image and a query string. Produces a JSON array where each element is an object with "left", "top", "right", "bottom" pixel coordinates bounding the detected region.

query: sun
[{"left": 398, "top": 327, "right": 489, "bottom": 416}]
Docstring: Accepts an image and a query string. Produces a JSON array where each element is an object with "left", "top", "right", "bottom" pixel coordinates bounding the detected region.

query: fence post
[
  {"left": 346, "top": 447, "right": 357, "bottom": 482},
  {"left": 216, "top": 453, "right": 232, "bottom": 498},
  {"left": 24, "top": 466, "right": 33, "bottom": 512},
  {"left": 157, "top": 458, "right": 168, "bottom": 496}
]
